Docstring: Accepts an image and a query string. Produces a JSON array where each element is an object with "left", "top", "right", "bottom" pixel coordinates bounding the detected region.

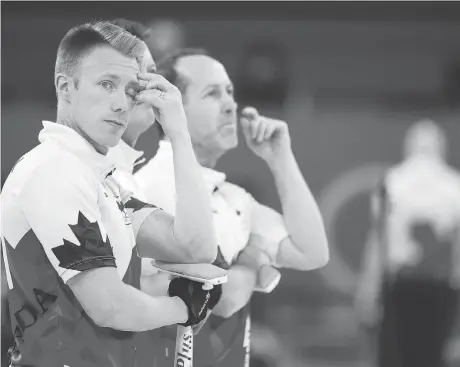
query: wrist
[
  {"left": 168, "top": 129, "right": 192, "bottom": 145},
  {"left": 235, "top": 247, "right": 271, "bottom": 270},
  {"left": 235, "top": 258, "right": 261, "bottom": 272},
  {"left": 171, "top": 296, "right": 189, "bottom": 324},
  {"left": 266, "top": 147, "right": 294, "bottom": 172}
]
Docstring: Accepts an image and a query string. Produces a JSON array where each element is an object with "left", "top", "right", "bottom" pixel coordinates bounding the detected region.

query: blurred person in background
[
  {"left": 134, "top": 49, "right": 329, "bottom": 367},
  {"left": 356, "top": 119, "right": 460, "bottom": 367},
  {"left": 0, "top": 21, "right": 221, "bottom": 367}
]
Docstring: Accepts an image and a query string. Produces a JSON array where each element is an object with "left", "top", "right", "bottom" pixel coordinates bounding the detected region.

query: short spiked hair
[{"left": 54, "top": 20, "right": 147, "bottom": 83}]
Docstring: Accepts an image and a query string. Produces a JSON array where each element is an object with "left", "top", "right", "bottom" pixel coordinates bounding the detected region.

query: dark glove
[
  {"left": 168, "top": 277, "right": 222, "bottom": 326},
  {"left": 207, "top": 283, "right": 222, "bottom": 310}
]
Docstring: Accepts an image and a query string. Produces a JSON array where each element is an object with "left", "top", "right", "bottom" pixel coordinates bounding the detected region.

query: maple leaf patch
[
  {"left": 52, "top": 212, "right": 115, "bottom": 271},
  {"left": 124, "top": 197, "right": 158, "bottom": 213}
]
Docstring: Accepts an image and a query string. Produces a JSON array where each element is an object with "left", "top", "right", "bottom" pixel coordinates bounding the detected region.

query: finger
[
  {"left": 240, "top": 106, "right": 260, "bottom": 139},
  {"left": 250, "top": 118, "right": 261, "bottom": 140},
  {"left": 137, "top": 71, "right": 163, "bottom": 81},
  {"left": 138, "top": 79, "right": 148, "bottom": 91},
  {"left": 241, "top": 106, "right": 259, "bottom": 120},
  {"left": 264, "top": 124, "right": 277, "bottom": 141},
  {"left": 137, "top": 72, "right": 169, "bottom": 87},
  {"left": 256, "top": 120, "right": 268, "bottom": 143},
  {"left": 135, "top": 89, "right": 163, "bottom": 119},
  {"left": 138, "top": 72, "right": 175, "bottom": 93},
  {"left": 145, "top": 80, "right": 171, "bottom": 94},
  {"left": 135, "top": 91, "right": 164, "bottom": 110}
]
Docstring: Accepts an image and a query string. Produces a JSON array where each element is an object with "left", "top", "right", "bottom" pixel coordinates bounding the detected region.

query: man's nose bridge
[
  {"left": 112, "top": 88, "right": 128, "bottom": 111},
  {"left": 222, "top": 96, "right": 237, "bottom": 115}
]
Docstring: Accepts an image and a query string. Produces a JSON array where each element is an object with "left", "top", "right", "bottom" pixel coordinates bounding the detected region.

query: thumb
[{"left": 241, "top": 106, "right": 259, "bottom": 119}]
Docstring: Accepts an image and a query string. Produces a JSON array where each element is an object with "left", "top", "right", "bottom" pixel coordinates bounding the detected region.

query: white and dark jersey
[
  {"left": 134, "top": 140, "right": 289, "bottom": 367},
  {"left": 1, "top": 121, "right": 158, "bottom": 367},
  {"left": 107, "top": 139, "right": 147, "bottom": 202},
  {"left": 374, "top": 155, "right": 460, "bottom": 285},
  {"left": 135, "top": 141, "right": 288, "bottom": 266},
  {"left": 108, "top": 139, "right": 159, "bottom": 278}
]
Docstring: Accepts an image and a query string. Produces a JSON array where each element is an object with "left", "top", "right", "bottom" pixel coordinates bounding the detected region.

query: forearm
[
  {"left": 103, "top": 282, "right": 188, "bottom": 331},
  {"left": 268, "top": 150, "right": 329, "bottom": 267},
  {"left": 137, "top": 210, "right": 211, "bottom": 263},
  {"left": 170, "top": 134, "right": 217, "bottom": 262},
  {"left": 140, "top": 272, "right": 171, "bottom": 298},
  {"left": 212, "top": 265, "right": 257, "bottom": 318}
]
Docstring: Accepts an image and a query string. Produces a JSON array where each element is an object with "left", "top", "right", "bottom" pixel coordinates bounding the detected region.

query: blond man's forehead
[{"left": 80, "top": 46, "right": 140, "bottom": 75}]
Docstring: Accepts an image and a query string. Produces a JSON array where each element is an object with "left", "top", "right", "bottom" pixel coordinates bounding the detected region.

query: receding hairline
[
  {"left": 174, "top": 54, "right": 230, "bottom": 93},
  {"left": 175, "top": 54, "right": 223, "bottom": 79}
]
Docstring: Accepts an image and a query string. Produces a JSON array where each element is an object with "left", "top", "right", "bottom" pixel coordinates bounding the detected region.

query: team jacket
[{"left": 1, "top": 122, "right": 158, "bottom": 367}]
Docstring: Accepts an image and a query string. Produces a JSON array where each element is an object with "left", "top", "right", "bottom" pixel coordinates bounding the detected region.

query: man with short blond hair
[{"left": 1, "top": 21, "right": 220, "bottom": 367}]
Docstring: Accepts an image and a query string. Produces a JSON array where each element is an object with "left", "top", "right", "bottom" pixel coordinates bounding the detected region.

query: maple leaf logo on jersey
[
  {"left": 52, "top": 212, "right": 115, "bottom": 271},
  {"left": 124, "top": 197, "right": 158, "bottom": 213}
]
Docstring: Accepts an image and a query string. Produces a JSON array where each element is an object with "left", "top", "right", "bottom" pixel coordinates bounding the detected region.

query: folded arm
[
  {"left": 168, "top": 133, "right": 218, "bottom": 262},
  {"left": 211, "top": 247, "right": 267, "bottom": 318},
  {"left": 68, "top": 267, "right": 187, "bottom": 330},
  {"left": 19, "top": 162, "right": 187, "bottom": 331},
  {"left": 130, "top": 134, "right": 217, "bottom": 263}
]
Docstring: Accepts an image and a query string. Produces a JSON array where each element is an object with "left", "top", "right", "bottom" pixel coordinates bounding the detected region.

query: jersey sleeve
[
  {"left": 124, "top": 197, "right": 161, "bottom": 239},
  {"left": 113, "top": 169, "right": 148, "bottom": 203},
  {"left": 134, "top": 165, "right": 177, "bottom": 215},
  {"left": 18, "top": 160, "right": 117, "bottom": 283},
  {"left": 107, "top": 172, "right": 162, "bottom": 239}
]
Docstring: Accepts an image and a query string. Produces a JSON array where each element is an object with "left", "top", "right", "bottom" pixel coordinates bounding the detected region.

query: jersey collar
[
  {"left": 38, "top": 121, "right": 116, "bottom": 181},
  {"left": 156, "top": 140, "right": 227, "bottom": 193},
  {"left": 109, "top": 139, "right": 145, "bottom": 174}
]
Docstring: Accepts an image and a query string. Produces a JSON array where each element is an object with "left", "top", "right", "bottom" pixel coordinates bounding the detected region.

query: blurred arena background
[{"left": 2, "top": 2, "right": 460, "bottom": 366}]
